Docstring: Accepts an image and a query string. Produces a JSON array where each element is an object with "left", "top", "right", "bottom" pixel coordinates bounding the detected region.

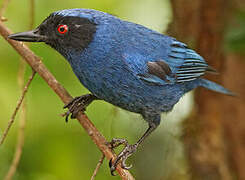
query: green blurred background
[{"left": 0, "top": 0, "right": 244, "bottom": 180}]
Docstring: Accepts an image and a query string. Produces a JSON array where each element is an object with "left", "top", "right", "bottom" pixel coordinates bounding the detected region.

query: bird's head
[{"left": 8, "top": 9, "right": 99, "bottom": 55}]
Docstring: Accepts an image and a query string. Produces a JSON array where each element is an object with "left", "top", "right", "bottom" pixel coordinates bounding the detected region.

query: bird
[{"left": 8, "top": 8, "right": 234, "bottom": 175}]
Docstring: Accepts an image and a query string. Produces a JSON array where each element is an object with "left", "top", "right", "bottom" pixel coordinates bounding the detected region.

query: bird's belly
[
  {"left": 79, "top": 73, "right": 143, "bottom": 113},
  {"left": 77, "top": 70, "right": 183, "bottom": 114}
]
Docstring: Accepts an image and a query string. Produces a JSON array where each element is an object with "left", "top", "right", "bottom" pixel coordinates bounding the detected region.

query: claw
[
  {"left": 109, "top": 138, "right": 128, "bottom": 149},
  {"left": 61, "top": 110, "right": 70, "bottom": 123},
  {"left": 121, "top": 155, "right": 133, "bottom": 170},
  {"left": 63, "top": 96, "right": 80, "bottom": 109},
  {"left": 109, "top": 158, "right": 113, "bottom": 168},
  {"left": 121, "top": 163, "right": 132, "bottom": 170},
  {"left": 63, "top": 94, "right": 98, "bottom": 122},
  {"left": 107, "top": 125, "right": 157, "bottom": 175},
  {"left": 108, "top": 138, "right": 138, "bottom": 175},
  {"left": 109, "top": 159, "right": 117, "bottom": 176},
  {"left": 65, "top": 111, "right": 70, "bottom": 123}
]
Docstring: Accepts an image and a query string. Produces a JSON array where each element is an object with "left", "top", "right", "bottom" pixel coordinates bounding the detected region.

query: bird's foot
[
  {"left": 108, "top": 138, "right": 138, "bottom": 176},
  {"left": 62, "top": 94, "right": 96, "bottom": 122}
]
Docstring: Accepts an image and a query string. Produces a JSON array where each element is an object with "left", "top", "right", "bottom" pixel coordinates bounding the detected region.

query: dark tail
[{"left": 198, "top": 79, "right": 235, "bottom": 96}]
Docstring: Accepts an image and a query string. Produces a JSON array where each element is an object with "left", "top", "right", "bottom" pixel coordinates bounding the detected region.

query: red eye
[{"left": 57, "top": 24, "right": 68, "bottom": 34}]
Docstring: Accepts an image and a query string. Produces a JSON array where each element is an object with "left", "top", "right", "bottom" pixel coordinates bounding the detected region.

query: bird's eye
[{"left": 57, "top": 24, "right": 68, "bottom": 35}]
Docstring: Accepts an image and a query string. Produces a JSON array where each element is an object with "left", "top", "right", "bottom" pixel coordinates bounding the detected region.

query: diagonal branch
[
  {"left": 0, "top": 71, "right": 35, "bottom": 146},
  {"left": 0, "top": 21, "right": 135, "bottom": 180},
  {"left": 4, "top": 71, "right": 36, "bottom": 180},
  {"left": 91, "top": 154, "right": 105, "bottom": 180}
]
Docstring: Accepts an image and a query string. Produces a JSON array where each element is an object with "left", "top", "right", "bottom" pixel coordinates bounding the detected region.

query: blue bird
[{"left": 8, "top": 8, "right": 233, "bottom": 174}]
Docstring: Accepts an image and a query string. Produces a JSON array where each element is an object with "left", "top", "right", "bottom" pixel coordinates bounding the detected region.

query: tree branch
[
  {"left": 91, "top": 154, "right": 105, "bottom": 180},
  {"left": 0, "top": 71, "right": 35, "bottom": 146},
  {"left": 0, "top": 21, "right": 135, "bottom": 180},
  {"left": 4, "top": 71, "right": 36, "bottom": 180}
]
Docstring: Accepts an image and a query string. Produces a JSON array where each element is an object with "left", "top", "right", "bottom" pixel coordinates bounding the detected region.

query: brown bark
[
  {"left": 167, "top": 0, "right": 200, "bottom": 45},
  {"left": 170, "top": 0, "right": 245, "bottom": 179},
  {"left": 188, "top": 1, "right": 231, "bottom": 179},
  {"left": 222, "top": 55, "right": 245, "bottom": 180}
]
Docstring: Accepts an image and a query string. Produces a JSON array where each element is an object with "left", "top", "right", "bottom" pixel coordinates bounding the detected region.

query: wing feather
[
  {"left": 169, "top": 39, "right": 213, "bottom": 83},
  {"left": 137, "top": 60, "right": 173, "bottom": 85}
]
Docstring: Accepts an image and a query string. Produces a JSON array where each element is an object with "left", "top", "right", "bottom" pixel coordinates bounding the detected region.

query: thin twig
[
  {"left": 3, "top": 55, "right": 29, "bottom": 180},
  {"left": 91, "top": 154, "right": 105, "bottom": 180},
  {"left": 0, "top": 71, "right": 36, "bottom": 146},
  {"left": 3, "top": 74, "right": 32, "bottom": 180},
  {"left": 3, "top": 103, "right": 27, "bottom": 180},
  {"left": 4, "top": 55, "right": 28, "bottom": 176},
  {"left": 0, "top": 21, "right": 135, "bottom": 179},
  {"left": 3, "top": 74, "right": 34, "bottom": 180},
  {"left": 0, "top": 0, "right": 11, "bottom": 17}
]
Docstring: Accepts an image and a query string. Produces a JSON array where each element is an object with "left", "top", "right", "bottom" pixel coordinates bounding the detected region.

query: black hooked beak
[{"left": 8, "top": 28, "right": 46, "bottom": 42}]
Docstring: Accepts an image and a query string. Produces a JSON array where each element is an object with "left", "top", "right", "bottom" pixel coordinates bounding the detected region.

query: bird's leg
[
  {"left": 63, "top": 94, "right": 99, "bottom": 122},
  {"left": 109, "top": 122, "right": 158, "bottom": 175}
]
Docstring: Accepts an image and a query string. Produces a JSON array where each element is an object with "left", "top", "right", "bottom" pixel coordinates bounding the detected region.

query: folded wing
[{"left": 168, "top": 39, "right": 216, "bottom": 83}]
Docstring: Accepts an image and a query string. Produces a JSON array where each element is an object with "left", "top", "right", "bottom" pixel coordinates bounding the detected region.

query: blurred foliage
[
  {"left": 225, "top": 9, "right": 245, "bottom": 55},
  {"left": 1, "top": 0, "right": 243, "bottom": 180}
]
